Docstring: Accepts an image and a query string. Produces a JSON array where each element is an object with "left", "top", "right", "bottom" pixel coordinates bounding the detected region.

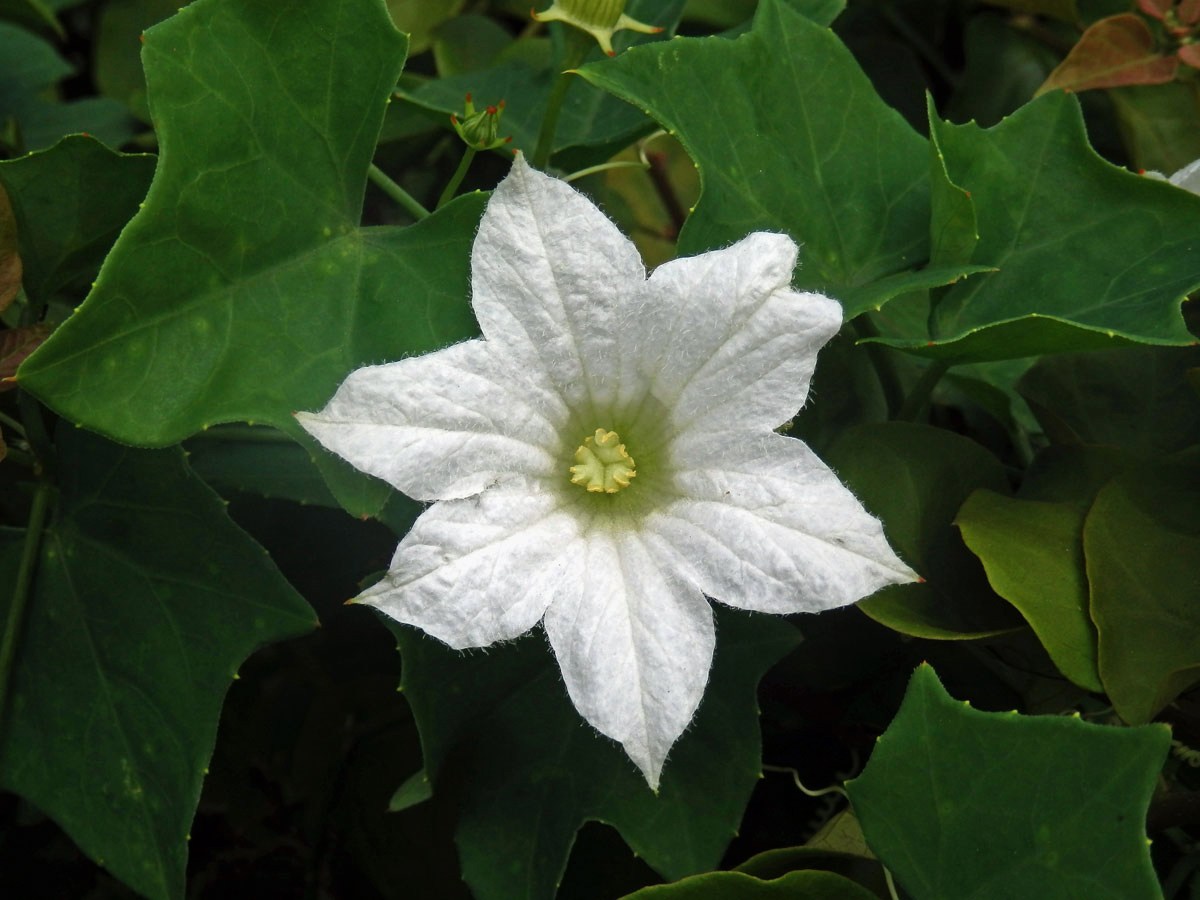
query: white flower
[
  {"left": 1144, "top": 158, "right": 1200, "bottom": 193},
  {"left": 297, "top": 155, "right": 917, "bottom": 789}
]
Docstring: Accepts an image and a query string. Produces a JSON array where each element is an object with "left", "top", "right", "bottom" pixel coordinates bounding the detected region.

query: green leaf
[
  {"left": 183, "top": 426, "right": 338, "bottom": 507},
  {"left": 928, "top": 94, "right": 978, "bottom": 267},
  {"left": 431, "top": 13, "right": 512, "bottom": 77},
  {"left": 0, "top": 0, "right": 63, "bottom": 37},
  {"left": 945, "top": 13, "right": 1059, "bottom": 128},
  {"left": 402, "top": 0, "right": 685, "bottom": 157},
  {"left": 1108, "top": 81, "right": 1200, "bottom": 174},
  {"left": 385, "top": 0, "right": 465, "bottom": 55},
  {"left": 388, "top": 767, "right": 432, "bottom": 812},
  {"left": 847, "top": 663, "right": 1170, "bottom": 900},
  {"left": 579, "top": 0, "right": 933, "bottom": 309},
  {"left": 822, "top": 422, "right": 1024, "bottom": 639},
  {"left": 0, "top": 425, "right": 316, "bottom": 900},
  {"left": 93, "top": 0, "right": 182, "bottom": 123},
  {"left": 17, "top": 0, "right": 487, "bottom": 517},
  {"left": 956, "top": 490, "right": 1102, "bottom": 691},
  {"left": 392, "top": 608, "right": 799, "bottom": 900},
  {"left": 874, "top": 92, "right": 1200, "bottom": 362},
  {"left": 616, "top": 869, "right": 880, "bottom": 899},
  {"left": 0, "top": 134, "right": 155, "bottom": 303},
  {"left": 1086, "top": 457, "right": 1200, "bottom": 723},
  {"left": 0, "top": 21, "right": 133, "bottom": 152},
  {"left": 1017, "top": 345, "right": 1200, "bottom": 456}
]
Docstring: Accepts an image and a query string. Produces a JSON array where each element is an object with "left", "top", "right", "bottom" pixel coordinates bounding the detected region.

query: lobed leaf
[
  {"left": 579, "top": 0, "right": 936, "bottom": 314},
  {"left": 847, "top": 664, "right": 1170, "bottom": 900},
  {"left": 0, "top": 425, "right": 316, "bottom": 900},
  {"left": 0, "top": 134, "right": 154, "bottom": 303},
  {"left": 17, "top": 0, "right": 487, "bottom": 517},
  {"left": 392, "top": 608, "right": 799, "bottom": 900},
  {"left": 875, "top": 92, "right": 1200, "bottom": 362}
]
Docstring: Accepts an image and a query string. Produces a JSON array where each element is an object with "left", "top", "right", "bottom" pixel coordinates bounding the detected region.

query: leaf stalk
[{"left": 368, "top": 163, "right": 430, "bottom": 221}]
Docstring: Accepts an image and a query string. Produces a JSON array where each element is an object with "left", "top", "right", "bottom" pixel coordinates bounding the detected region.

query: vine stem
[
  {"left": 436, "top": 147, "right": 477, "bottom": 210},
  {"left": 896, "top": 359, "right": 951, "bottom": 422},
  {"left": 0, "top": 409, "right": 26, "bottom": 437},
  {"left": 0, "top": 477, "right": 53, "bottom": 736},
  {"left": 532, "top": 29, "right": 593, "bottom": 169},
  {"left": 368, "top": 163, "right": 430, "bottom": 221},
  {"left": 762, "top": 763, "right": 848, "bottom": 800}
]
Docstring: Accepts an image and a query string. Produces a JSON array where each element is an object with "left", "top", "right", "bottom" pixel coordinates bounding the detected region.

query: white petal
[
  {"left": 650, "top": 432, "right": 917, "bottom": 614},
  {"left": 639, "top": 233, "right": 842, "bottom": 434},
  {"left": 1170, "top": 157, "right": 1200, "bottom": 194},
  {"left": 296, "top": 339, "right": 567, "bottom": 501},
  {"left": 360, "top": 479, "right": 578, "bottom": 648},
  {"left": 471, "top": 154, "right": 648, "bottom": 413},
  {"left": 543, "top": 527, "right": 715, "bottom": 790}
]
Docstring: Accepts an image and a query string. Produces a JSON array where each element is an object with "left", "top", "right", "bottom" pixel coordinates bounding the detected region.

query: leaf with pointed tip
[
  {"left": 957, "top": 489, "right": 1103, "bottom": 691},
  {"left": 0, "top": 135, "right": 154, "bottom": 303},
  {"left": 17, "top": 0, "right": 488, "bottom": 517},
  {"left": 0, "top": 425, "right": 316, "bottom": 900},
  {"left": 578, "top": 0, "right": 935, "bottom": 312},
  {"left": 392, "top": 608, "right": 799, "bottom": 900},
  {"left": 823, "top": 422, "right": 1024, "bottom": 639},
  {"left": 847, "top": 664, "right": 1170, "bottom": 900},
  {"left": 1037, "top": 14, "right": 1177, "bottom": 95},
  {"left": 874, "top": 92, "right": 1200, "bottom": 362}
]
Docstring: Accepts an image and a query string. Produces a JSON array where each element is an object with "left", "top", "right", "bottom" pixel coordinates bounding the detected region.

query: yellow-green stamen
[{"left": 570, "top": 428, "right": 636, "bottom": 493}]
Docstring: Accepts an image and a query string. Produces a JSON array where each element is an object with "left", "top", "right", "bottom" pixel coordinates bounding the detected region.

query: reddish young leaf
[
  {"left": 0, "top": 184, "right": 20, "bottom": 314},
  {"left": 1179, "top": 0, "right": 1200, "bottom": 24},
  {"left": 0, "top": 323, "right": 52, "bottom": 391},
  {"left": 1037, "top": 14, "right": 1178, "bottom": 95},
  {"left": 1179, "top": 42, "right": 1200, "bottom": 68},
  {"left": 1138, "top": 0, "right": 1171, "bottom": 20}
]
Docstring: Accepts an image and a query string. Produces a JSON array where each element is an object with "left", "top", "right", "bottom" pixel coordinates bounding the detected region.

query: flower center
[{"left": 570, "top": 428, "right": 636, "bottom": 493}]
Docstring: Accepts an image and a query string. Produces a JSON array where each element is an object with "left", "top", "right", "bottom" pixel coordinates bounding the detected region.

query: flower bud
[
  {"left": 450, "top": 94, "right": 512, "bottom": 151},
  {"left": 531, "top": 0, "right": 662, "bottom": 56}
]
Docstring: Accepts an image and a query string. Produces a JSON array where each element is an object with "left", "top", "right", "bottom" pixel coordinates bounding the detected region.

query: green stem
[
  {"left": 436, "top": 147, "right": 477, "bottom": 210},
  {"left": 896, "top": 360, "right": 951, "bottom": 422},
  {"left": 563, "top": 160, "right": 646, "bottom": 183},
  {"left": 532, "top": 29, "right": 592, "bottom": 169},
  {"left": 16, "top": 390, "right": 52, "bottom": 474},
  {"left": 0, "top": 477, "right": 53, "bottom": 736},
  {"left": 0, "top": 409, "right": 25, "bottom": 437},
  {"left": 368, "top": 163, "right": 430, "bottom": 221}
]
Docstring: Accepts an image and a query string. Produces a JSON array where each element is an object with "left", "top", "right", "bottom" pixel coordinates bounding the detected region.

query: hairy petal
[
  {"left": 639, "top": 233, "right": 842, "bottom": 435},
  {"left": 296, "top": 339, "right": 567, "bottom": 501},
  {"left": 360, "top": 478, "right": 577, "bottom": 647},
  {"left": 471, "top": 155, "right": 647, "bottom": 414},
  {"left": 543, "top": 527, "right": 715, "bottom": 789},
  {"left": 650, "top": 432, "right": 917, "bottom": 613}
]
